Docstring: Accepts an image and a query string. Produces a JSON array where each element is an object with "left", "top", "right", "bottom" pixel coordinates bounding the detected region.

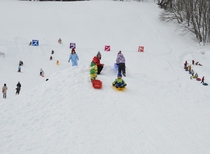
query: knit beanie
[{"left": 97, "top": 51, "right": 101, "bottom": 59}]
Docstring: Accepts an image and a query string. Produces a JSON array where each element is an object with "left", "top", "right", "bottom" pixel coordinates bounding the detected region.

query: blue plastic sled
[
  {"left": 114, "top": 63, "right": 118, "bottom": 70},
  {"left": 203, "top": 83, "right": 208, "bottom": 86}
]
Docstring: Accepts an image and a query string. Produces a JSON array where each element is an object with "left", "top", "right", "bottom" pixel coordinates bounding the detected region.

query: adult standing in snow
[
  {"left": 2, "top": 83, "right": 8, "bottom": 99},
  {"left": 116, "top": 51, "right": 126, "bottom": 77},
  {"left": 16, "top": 81, "right": 21, "bottom": 95},
  {"left": 92, "top": 51, "right": 104, "bottom": 74},
  {"left": 68, "top": 48, "right": 79, "bottom": 66}
]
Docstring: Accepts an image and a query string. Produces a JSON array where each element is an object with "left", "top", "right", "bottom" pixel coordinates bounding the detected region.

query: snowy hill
[{"left": 0, "top": 0, "right": 210, "bottom": 154}]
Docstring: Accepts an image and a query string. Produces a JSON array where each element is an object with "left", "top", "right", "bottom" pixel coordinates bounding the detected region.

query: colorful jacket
[
  {"left": 69, "top": 53, "right": 79, "bottom": 66},
  {"left": 90, "top": 61, "right": 97, "bottom": 80},
  {"left": 112, "top": 78, "right": 126, "bottom": 85},
  {"left": 116, "top": 53, "right": 125, "bottom": 64}
]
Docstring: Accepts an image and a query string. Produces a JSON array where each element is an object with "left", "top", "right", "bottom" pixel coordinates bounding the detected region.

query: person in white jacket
[{"left": 2, "top": 83, "right": 8, "bottom": 99}]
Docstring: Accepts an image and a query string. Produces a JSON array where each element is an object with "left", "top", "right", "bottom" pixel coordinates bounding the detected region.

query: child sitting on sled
[{"left": 112, "top": 73, "right": 127, "bottom": 88}]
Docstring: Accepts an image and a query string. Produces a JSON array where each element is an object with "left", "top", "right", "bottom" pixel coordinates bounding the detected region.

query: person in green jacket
[
  {"left": 112, "top": 73, "right": 127, "bottom": 88},
  {"left": 90, "top": 59, "right": 98, "bottom": 81}
]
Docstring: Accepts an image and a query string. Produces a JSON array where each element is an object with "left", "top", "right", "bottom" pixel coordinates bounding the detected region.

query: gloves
[
  {"left": 112, "top": 84, "right": 115, "bottom": 86},
  {"left": 124, "top": 84, "right": 127, "bottom": 86}
]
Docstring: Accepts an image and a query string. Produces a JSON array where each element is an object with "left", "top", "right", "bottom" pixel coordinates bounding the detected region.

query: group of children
[
  {"left": 184, "top": 60, "right": 205, "bottom": 84},
  {"left": 3, "top": 38, "right": 128, "bottom": 99},
  {"left": 90, "top": 51, "right": 127, "bottom": 89}
]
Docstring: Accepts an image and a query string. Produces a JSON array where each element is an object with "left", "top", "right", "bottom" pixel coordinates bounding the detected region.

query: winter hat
[
  {"left": 97, "top": 51, "right": 101, "bottom": 59},
  {"left": 117, "top": 73, "right": 122, "bottom": 77}
]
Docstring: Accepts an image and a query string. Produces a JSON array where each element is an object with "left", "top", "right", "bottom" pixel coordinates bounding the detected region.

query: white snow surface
[{"left": 0, "top": 0, "right": 210, "bottom": 154}]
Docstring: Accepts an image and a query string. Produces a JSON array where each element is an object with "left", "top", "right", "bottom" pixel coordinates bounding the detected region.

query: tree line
[
  {"left": 26, "top": 0, "right": 85, "bottom": 1},
  {"left": 158, "top": 0, "right": 210, "bottom": 45},
  {"left": 21, "top": 0, "right": 210, "bottom": 45}
]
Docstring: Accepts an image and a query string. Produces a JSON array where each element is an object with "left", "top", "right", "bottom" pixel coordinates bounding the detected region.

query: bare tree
[{"left": 160, "top": 0, "right": 210, "bottom": 45}]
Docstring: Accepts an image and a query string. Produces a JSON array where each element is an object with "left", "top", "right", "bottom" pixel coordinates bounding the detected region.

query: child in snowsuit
[
  {"left": 2, "top": 83, "right": 8, "bottom": 99},
  {"left": 184, "top": 60, "right": 188, "bottom": 70},
  {"left": 116, "top": 51, "right": 126, "bottom": 77},
  {"left": 195, "top": 73, "right": 198, "bottom": 78},
  {"left": 58, "top": 38, "right": 62, "bottom": 44},
  {"left": 201, "top": 76, "right": 204, "bottom": 84},
  {"left": 90, "top": 59, "right": 98, "bottom": 81},
  {"left": 18, "top": 65, "right": 21, "bottom": 72},
  {"left": 40, "top": 68, "right": 43, "bottom": 76},
  {"left": 92, "top": 52, "right": 104, "bottom": 74},
  {"left": 68, "top": 48, "right": 79, "bottom": 66},
  {"left": 190, "top": 69, "right": 195, "bottom": 79},
  {"left": 19, "top": 61, "right": 23, "bottom": 66},
  {"left": 16, "top": 82, "right": 21, "bottom": 95},
  {"left": 192, "top": 60, "right": 194, "bottom": 65},
  {"left": 188, "top": 65, "right": 191, "bottom": 73},
  {"left": 112, "top": 73, "right": 127, "bottom": 88}
]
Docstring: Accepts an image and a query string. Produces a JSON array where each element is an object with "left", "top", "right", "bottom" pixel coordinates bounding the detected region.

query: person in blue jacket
[{"left": 68, "top": 48, "right": 79, "bottom": 66}]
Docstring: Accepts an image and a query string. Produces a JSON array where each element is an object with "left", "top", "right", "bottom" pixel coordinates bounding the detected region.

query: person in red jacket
[{"left": 92, "top": 51, "right": 104, "bottom": 74}]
